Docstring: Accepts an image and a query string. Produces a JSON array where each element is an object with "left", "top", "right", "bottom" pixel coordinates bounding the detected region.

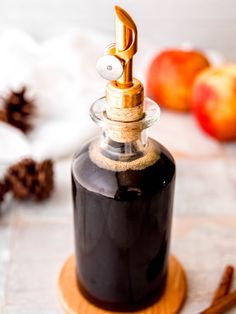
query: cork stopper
[{"left": 90, "top": 97, "right": 160, "bottom": 144}]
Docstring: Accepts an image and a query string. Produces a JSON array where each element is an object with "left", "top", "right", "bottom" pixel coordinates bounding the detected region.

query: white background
[{"left": 0, "top": 0, "right": 235, "bottom": 59}]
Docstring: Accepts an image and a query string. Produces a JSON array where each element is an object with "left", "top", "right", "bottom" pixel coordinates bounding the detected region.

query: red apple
[
  {"left": 146, "top": 49, "right": 210, "bottom": 111},
  {"left": 191, "top": 65, "right": 236, "bottom": 141}
]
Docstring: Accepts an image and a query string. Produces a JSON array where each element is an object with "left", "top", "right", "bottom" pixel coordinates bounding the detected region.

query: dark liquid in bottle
[{"left": 72, "top": 140, "right": 175, "bottom": 312}]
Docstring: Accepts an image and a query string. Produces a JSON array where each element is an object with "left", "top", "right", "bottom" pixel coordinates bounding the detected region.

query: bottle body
[{"left": 71, "top": 137, "right": 175, "bottom": 311}]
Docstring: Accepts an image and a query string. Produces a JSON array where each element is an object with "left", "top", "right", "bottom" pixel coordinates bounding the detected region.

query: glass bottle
[{"left": 71, "top": 6, "right": 175, "bottom": 312}]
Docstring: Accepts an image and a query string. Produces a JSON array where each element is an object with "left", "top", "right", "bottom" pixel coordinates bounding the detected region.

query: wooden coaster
[{"left": 58, "top": 255, "right": 187, "bottom": 314}]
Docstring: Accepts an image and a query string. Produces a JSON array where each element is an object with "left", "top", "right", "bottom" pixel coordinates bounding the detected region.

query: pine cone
[
  {"left": 0, "top": 87, "right": 35, "bottom": 132},
  {"left": 34, "top": 159, "right": 54, "bottom": 201},
  {"left": 5, "top": 158, "right": 54, "bottom": 201}
]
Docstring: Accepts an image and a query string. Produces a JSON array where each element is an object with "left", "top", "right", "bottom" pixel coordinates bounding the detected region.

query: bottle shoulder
[
  {"left": 73, "top": 138, "right": 175, "bottom": 165},
  {"left": 72, "top": 138, "right": 175, "bottom": 199}
]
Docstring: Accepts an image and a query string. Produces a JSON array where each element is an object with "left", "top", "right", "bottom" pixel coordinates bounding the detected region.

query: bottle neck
[
  {"left": 90, "top": 96, "right": 160, "bottom": 163},
  {"left": 99, "top": 128, "right": 148, "bottom": 162}
]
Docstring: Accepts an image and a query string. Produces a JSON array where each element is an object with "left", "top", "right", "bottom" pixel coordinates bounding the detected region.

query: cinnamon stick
[
  {"left": 199, "top": 290, "right": 236, "bottom": 314},
  {"left": 211, "top": 265, "right": 234, "bottom": 306}
]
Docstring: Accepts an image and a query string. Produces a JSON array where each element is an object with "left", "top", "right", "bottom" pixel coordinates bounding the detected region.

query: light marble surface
[{"left": 0, "top": 148, "right": 236, "bottom": 313}]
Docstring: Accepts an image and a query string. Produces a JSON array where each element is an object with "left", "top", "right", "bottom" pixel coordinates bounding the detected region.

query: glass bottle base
[{"left": 76, "top": 273, "right": 167, "bottom": 312}]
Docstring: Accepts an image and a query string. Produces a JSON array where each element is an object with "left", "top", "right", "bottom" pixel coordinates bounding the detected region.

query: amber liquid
[{"left": 72, "top": 140, "right": 175, "bottom": 312}]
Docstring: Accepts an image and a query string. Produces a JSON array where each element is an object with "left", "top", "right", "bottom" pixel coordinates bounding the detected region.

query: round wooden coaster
[{"left": 58, "top": 255, "right": 187, "bottom": 314}]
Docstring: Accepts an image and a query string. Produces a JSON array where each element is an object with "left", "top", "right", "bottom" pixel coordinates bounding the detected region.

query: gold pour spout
[
  {"left": 115, "top": 6, "right": 137, "bottom": 87},
  {"left": 104, "top": 6, "right": 144, "bottom": 123},
  {"left": 106, "top": 6, "right": 137, "bottom": 88}
]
